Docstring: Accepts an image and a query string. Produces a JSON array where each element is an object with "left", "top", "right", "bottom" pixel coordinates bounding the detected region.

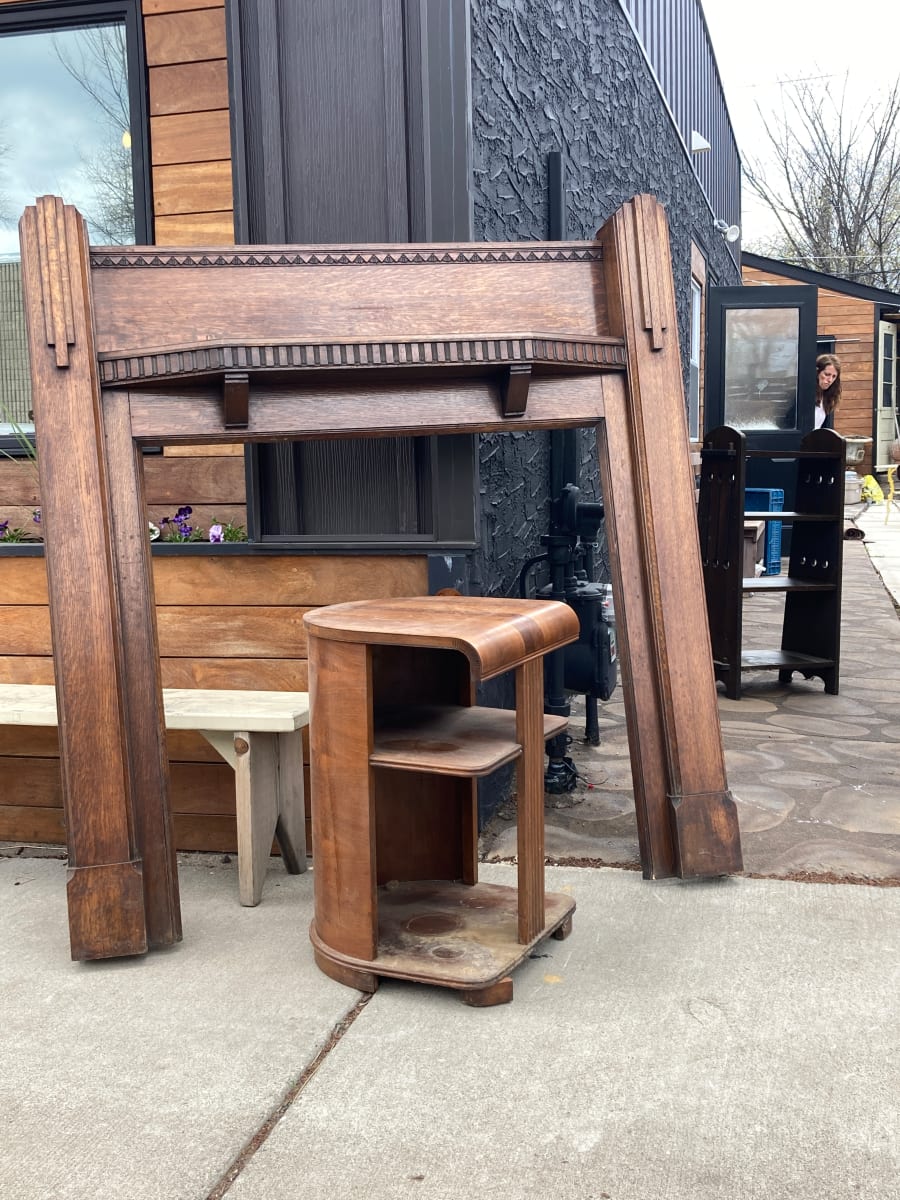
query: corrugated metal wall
[
  {"left": 620, "top": 0, "right": 741, "bottom": 230},
  {"left": 0, "top": 262, "right": 31, "bottom": 425}
]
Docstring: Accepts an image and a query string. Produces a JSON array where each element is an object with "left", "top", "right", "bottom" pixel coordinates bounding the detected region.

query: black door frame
[{"left": 705, "top": 284, "right": 819, "bottom": 452}]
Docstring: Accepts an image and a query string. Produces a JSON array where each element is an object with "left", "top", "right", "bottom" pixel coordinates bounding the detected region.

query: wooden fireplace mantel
[{"left": 19, "top": 193, "right": 742, "bottom": 961}]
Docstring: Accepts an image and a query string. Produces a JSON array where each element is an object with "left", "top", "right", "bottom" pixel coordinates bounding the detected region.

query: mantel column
[
  {"left": 597, "top": 194, "right": 743, "bottom": 879},
  {"left": 18, "top": 197, "right": 180, "bottom": 957}
]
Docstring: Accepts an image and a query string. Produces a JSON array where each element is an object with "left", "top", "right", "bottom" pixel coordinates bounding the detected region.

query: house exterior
[
  {"left": 0, "top": 0, "right": 741, "bottom": 851},
  {"left": 742, "top": 252, "right": 900, "bottom": 474}
]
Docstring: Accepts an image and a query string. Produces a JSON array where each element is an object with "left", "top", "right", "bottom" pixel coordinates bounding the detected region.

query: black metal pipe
[{"left": 547, "top": 150, "right": 566, "bottom": 241}]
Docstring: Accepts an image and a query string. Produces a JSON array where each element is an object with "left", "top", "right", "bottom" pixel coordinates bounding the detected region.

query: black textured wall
[{"left": 467, "top": 0, "right": 740, "bottom": 602}]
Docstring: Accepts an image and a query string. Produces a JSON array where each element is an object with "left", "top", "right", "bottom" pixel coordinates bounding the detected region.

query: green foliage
[
  {"left": 215, "top": 519, "right": 249, "bottom": 543},
  {"left": 0, "top": 405, "right": 37, "bottom": 466},
  {"left": 0, "top": 521, "right": 39, "bottom": 543}
]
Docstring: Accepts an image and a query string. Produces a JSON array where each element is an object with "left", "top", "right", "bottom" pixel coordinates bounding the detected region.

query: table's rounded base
[{"left": 310, "top": 880, "right": 576, "bottom": 1006}]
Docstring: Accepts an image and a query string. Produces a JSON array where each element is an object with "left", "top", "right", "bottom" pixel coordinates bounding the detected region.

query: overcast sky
[
  {"left": 700, "top": 0, "right": 900, "bottom": 243},
  {"left": 0, "top": 23, "right": 128, "bottom": 256}
]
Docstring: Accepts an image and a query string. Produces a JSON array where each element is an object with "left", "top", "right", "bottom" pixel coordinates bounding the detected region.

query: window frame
[
  {"left": 688, "top": 241, "right": 708, "bottom": 446},
  {"left": 688, "top": 276, "right": 702, "bottom": 441},
  {"left": 245, "top": 432, "right": 478, "bottom": 551}
]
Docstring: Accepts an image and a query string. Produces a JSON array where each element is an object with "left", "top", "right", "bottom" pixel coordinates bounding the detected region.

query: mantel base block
[
  {"left": 310, "top": 881, "right": 576, "bottom": 1005},
  {"left": 66, "top": 860, "right": 148, "bottom": 961},
  {"left": 669, "top": 790, "right": 744, "bottom": 879}
]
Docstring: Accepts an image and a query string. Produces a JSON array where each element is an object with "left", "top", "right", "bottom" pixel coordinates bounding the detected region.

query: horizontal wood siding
[
  {"left": 144, "top": 0, "right": 234, "bottom": 246},
  {"left": 0, "top": 553, "right": 429, "bottom": 851},
  {"left": 0, "top": 449, "right": 247, "bottom": 536},
  {"left": 743, "top": 265, "right": 877, "bottom": 469},
  {"left": 144, "top": 0, "right": 242, "bottom": 561},
  {"left": 0, "top": 4, "right": 244, "bottom": 584}
]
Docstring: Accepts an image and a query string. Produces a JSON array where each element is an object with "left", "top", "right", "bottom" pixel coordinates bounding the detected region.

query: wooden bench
[{"left": 0, "top": 684, "right": 309, "bottom": 907}]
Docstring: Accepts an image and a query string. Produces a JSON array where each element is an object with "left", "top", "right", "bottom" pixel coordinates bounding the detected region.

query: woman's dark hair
[{"left": 816, "top": 353, "right": 842, "bottom": 414}]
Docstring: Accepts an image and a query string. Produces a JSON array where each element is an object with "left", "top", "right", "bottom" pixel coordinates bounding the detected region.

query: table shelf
[
  {"left": 737, "top": 650, "right": 834, "bottom": 673},
  {"left": 371, "top": 705, "right": 568, "bottom": 776},
  {"left": 744, "top": 510, "right": 834, "bottom": 522},
  {"left": 310, "top": 880, "right": 574, "bottom": 996}
]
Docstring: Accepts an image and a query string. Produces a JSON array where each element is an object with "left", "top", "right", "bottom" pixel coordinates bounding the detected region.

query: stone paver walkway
[{"left": 481, "top": 507, "right": 900, "bottom": 882}]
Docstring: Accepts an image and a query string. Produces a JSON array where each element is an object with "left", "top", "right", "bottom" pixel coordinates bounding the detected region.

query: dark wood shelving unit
[{"left": 698, "top": 425, "right": 845, "bottom": 700}]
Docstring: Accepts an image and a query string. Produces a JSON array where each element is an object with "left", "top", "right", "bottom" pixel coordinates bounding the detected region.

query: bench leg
[
  {"left": 201, "top": 727, "right": 308, "bottom": 904},
  {"left": 234, "top": 731, "right": 278, "bottom": 907},
  {"left": 275, "top": 730, "right": 307, "bottom": 875}
]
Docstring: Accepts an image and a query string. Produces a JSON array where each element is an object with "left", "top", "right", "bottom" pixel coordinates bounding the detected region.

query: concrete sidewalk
[{"left": 2, "top": 854, "right": 899, "bottom": 1200}]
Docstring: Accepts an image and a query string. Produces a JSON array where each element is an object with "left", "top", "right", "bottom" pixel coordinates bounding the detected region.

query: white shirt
[{"left": 814, "top": 403, "right": 826, "bottom": 429}]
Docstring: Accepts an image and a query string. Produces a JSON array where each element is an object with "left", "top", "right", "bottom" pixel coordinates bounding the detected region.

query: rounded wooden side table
[{"left": 303, "top": 595, "right": 580, "bottom": 1006}]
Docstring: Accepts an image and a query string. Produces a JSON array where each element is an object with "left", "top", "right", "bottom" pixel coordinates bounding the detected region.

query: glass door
[
  {"left": 705, "top": 285, "right": 819, "bottom": 451},
  {"left": 705, "top": 284, "right": 819, "bottom": 555}
]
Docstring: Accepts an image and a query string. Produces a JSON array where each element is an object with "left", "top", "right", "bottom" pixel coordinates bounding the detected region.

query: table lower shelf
[{"left": 310, "top": 880, "right": 576, "bottom": 1000}]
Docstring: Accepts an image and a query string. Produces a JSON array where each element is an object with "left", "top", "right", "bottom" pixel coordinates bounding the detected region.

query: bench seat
[{"left": 0, "top": 684, "right": 310, "bottom": 907}]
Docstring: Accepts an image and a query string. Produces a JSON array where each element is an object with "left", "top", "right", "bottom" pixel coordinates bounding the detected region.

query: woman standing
[{"left": 814, "top": 353, "right": 841, "bottom": 430}]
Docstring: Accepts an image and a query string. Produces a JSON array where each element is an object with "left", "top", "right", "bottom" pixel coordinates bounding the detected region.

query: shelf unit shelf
[
  {"left": 745, "top": 510, "right": 834, "bottom": 522},
  {"left": 698, "top": 425, "right": 845, "bottom": 700},
  {"left": 743, "top": 577, "right": 836, "bottom": 594}
]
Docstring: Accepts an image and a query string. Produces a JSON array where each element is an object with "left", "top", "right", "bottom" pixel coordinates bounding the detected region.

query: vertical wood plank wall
[{"left": 743, "top": 265, "right": 876, "bottom": 465}]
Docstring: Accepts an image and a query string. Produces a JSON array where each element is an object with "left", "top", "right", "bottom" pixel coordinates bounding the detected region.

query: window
[
  {"left": 723, "top": 306, "right": 801, "bottom": 432},
  {"left": 0, "top": 2, "right": 149, "bottom": 444},
  {"left": 250, "top": 435, "right": 477, "bottom": 548}
]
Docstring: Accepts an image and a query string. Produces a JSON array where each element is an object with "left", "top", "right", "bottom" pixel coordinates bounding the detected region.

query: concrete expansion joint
[{"left": 203, "top": 992, "right": 374, "bottom": 1200}]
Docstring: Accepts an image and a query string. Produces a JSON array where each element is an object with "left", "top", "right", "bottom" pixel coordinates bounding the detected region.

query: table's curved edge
[{"left": 303, "top": 596, "right": 580, "bottom": 680}]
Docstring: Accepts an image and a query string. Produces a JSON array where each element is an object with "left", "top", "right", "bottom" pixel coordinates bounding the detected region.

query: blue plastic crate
[{"left": 745, "top": 487, "right": 783, "bottom": 576}]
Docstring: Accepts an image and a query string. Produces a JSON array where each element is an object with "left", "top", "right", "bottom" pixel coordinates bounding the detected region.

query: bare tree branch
[
  {"left": 52, "top": 25, "right": 134, "bottom": 244},
  {"left": 743, "top": 77, "right": 900, "bottom": 289}
]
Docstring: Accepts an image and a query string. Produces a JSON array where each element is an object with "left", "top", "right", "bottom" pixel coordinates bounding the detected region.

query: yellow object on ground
[{"left": 861, "top": 474, "right": 884, "bottom": 503}]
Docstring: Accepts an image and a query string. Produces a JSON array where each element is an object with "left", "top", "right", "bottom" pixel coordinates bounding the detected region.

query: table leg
[{"left": 516, "top": 658, "right": 545, "bottom": 943}]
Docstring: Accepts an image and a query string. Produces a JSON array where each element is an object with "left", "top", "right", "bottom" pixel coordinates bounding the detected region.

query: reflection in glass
[
  {"left": 0, "top": 261, "right": 29, "bottom": 428},
  {"left": 0, "top": 21, "right": 134, "bottom": 430},
  {"left": 0, "top": 22, "right": 134, "bottom": 258},
  {"left": 723, "top": 307, "right": 800, "bottom": 432}
]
